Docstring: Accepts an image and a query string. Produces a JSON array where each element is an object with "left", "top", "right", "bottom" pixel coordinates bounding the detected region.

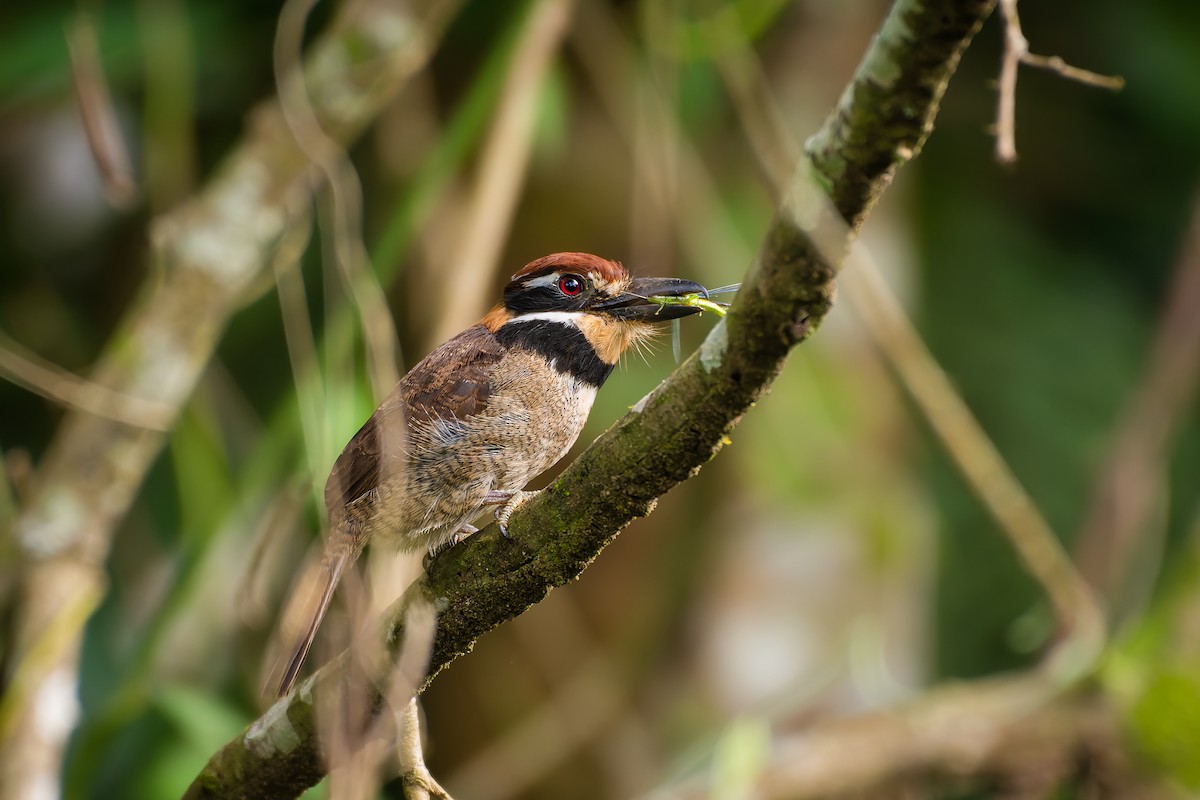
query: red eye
[{"left": 558, "top": 275, "right": 583, "bottom": 296}]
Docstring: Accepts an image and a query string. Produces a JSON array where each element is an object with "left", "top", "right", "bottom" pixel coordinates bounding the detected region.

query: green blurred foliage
[{"left": 1128, "top": 664, "right": 1200, "bottom": 788}]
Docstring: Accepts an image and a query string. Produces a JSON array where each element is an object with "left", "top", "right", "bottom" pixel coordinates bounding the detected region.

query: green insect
[
  {"left": 648, "top": 283, "right": 739, "bottom": 362},
  {"left": 648, "top": 292, "right": 730, "bottom": 318},
  {"left": 647, "top": 282, "right": 738, "bottom": 317}
]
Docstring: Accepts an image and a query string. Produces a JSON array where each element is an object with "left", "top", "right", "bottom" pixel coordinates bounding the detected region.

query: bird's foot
[
  {"left": 400, "top": 766, "right": 454, "bottom": 800},
  {"left": 491, "top": 489, "right": 539, "bottom": 538},
  {"left": 397, "top": 698, "right": 454, "bottom": 799},
  {"left": 447, "top": 523, "right": 478, "bottom": 547}
]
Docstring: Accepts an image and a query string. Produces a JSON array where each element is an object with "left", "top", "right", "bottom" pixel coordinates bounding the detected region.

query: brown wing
[
  {"left": 401, "top": 323, "right": 506, "bottom": 419},
  {"left": 323, "top": 324, "right": 506, "bottom": 513}
]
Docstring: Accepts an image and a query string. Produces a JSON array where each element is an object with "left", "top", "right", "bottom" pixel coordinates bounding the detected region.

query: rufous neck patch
[
  {"left": 480, "top": 304, "right": 513, "bottom": 332},
  {"left": 574, "top": 315, "right": 655, "bottom": 364}
]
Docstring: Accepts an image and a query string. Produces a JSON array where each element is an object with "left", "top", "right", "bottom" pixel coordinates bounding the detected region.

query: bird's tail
[{"left": 276, "top": 548, "right": 351, "bottom": 697}]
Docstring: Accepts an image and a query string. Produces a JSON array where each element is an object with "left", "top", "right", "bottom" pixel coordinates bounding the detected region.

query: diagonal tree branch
[
  {"left": 0, "top": 2, "right": 451, "bottom": 798},
  {"left": 182, "top": 1, "right": 997, "bottom": 797}
]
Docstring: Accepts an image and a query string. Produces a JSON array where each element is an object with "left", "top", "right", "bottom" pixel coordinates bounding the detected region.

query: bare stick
[
  {"left": 995, "top": 0, "right": 1024, "bottom": 163},
  {"left": 996, "top": 0, "right": 1123, "bottom": 164},
  {"left": 66, "top": 12, "right": 138, "bottom": 207},
  {"left": 272, "top": 0, "right": 449, "bottom": 400},
  {"left": 0, "top": 331, "right": 175, "bottom": 431},
  {"left": 1075, "top": 192, "right": 1200, "bottom": 610},
  {"left": 1021, "top": 53, "right": 1126, "bottom": 90}
]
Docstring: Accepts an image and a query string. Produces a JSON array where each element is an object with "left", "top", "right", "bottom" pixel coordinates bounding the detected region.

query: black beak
[{"left": 592, "top": 277, "right": 709, "bottom": 322}]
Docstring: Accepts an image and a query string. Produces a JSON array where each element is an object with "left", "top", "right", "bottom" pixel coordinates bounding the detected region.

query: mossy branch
[{"left": 182, "top": 1, "right": 997, "bottom": 797}]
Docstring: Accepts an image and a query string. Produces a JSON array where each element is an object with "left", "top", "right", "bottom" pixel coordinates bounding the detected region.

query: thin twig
[
  {"left": 0, "top": 330, "right": 175, "bottom": 431},
  {"left": 995, "top": 0, "right": 1025, "bottom": 164},
  {"left": 271, "top": 202, "right": 326, "bottom": 494},
  {"left": 66, "top": 11, "right": 139, "bottom": 207},
  {"left": 1020, "top": 53, "right": 1125, "bottom": 90},
  {"left": 995, "top": 0, "right": 1123, "bottom": 164},
  {"left": 1075, "top": 191, "right": 1200, "bottom": 612},
  {"left": 274, "top": 0, "right": 430, "bottom": 401}
]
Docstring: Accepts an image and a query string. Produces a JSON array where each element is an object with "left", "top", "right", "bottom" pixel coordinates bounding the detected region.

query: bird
[{"left": 277, "top": 252, "right": 707, "bottom": 695}]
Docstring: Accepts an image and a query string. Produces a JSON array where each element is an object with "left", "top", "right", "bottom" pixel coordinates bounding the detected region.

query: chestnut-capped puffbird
[{"left": 277, "top": 252, "right": 706, "bottom": 695}]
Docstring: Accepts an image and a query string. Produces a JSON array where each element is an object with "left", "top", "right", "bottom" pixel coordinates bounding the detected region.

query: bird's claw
[
  {"left": 400, "top": 766, "right": 454, "bottom": 800},
  {"left": 449, "top": 524, "right": 477, "bottom": 547},
  {"left": 423, "top": 523, "right": 478, "bottom": 567},
  {"left": 495, "top": 489, "right": 538, "bottom": 538}
]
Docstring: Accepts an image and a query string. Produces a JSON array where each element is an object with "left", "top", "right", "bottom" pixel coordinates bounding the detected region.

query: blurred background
[{"left": 1, "top": 0, "right": 1199, "bottom": 797}]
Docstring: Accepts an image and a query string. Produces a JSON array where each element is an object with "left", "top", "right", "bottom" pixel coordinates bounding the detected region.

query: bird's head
[{"left": 481, "top": 252, "right": 707, "bottom": 367}]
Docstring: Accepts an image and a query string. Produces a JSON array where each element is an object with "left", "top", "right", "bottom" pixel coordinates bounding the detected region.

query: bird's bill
[{"left": 594, "top": 277, "right": 709, "bottom": 322}]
